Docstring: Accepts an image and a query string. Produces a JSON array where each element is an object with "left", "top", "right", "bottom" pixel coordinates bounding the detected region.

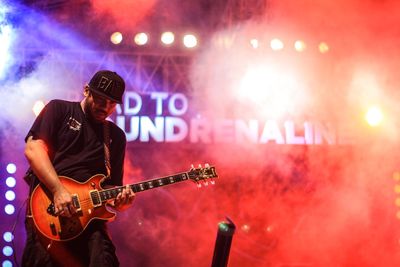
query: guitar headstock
[{"left": 188, "top": 164, "right": 218, "bottom": 187}]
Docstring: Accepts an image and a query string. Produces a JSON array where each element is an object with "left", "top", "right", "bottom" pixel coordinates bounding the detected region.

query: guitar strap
[{"left": 103, "top": 120, "right": 111, "bottom": 180}]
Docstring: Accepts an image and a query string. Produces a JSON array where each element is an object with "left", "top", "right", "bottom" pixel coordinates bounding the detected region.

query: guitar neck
[{"left": 97, "top": 172, "right": 191, "bottom": 202}]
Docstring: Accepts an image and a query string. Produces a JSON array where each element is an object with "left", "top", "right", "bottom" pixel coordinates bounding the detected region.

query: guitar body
[
  {"left": 27, "top": 166, "right": 217, "bottom": 266},
  {"left": 30, "top": 174, "right": 116, "bottom": 242}
]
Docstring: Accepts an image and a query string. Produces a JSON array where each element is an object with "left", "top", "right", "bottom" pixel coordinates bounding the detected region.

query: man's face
[{"left": 85, "top": 90, "right": 117, "bottom": 122}]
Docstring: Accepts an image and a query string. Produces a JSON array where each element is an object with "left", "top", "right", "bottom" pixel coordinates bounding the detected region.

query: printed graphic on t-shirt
[{"left": 67, "top": 117, "right": 82, "bottom": 131}]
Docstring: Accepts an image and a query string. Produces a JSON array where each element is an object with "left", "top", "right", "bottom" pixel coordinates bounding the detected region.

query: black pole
[{"left": 211, "top": 217, "right": 236, "bottom": 267}]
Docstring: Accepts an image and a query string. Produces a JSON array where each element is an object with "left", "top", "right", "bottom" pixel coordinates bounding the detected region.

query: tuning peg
[
  {"left": 204, "top": 181, "right": 209, "bottom": 186},
  {"left": 205, "top": 163, "right": 210, "bottom": 168},
  {"left": 210, "top": 179, "right": 215, "bottom": 185},
  {"left": 197, "top": 183, "right": 202, "bottom": 188},
  {"left": 191, "top": 164, "right": 194, "bottom": 169},
  {"left": 198, "top": 164, "right": 202, "bottom": 168}
]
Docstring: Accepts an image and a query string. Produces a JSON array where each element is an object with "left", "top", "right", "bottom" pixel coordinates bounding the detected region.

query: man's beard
[{"left": 83, "top": 100, "right": 103, "bottom": 124}]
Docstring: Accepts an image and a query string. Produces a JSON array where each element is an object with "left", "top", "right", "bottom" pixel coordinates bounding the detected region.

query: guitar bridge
[{"left": 89, "top": 190, "right": 102, "bottom": 207}]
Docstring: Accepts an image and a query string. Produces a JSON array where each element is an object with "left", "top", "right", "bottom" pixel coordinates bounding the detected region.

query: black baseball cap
[{"left": 88, "top": 70, "right": 125, "bottom": 104}]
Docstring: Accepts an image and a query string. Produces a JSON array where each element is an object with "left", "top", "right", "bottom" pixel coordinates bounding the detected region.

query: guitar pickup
[
  {"left": 89, "top": 190, "right": 102, "bottom": 207},
  {"left": 50, "top": 222, "right": 57, "bottom": 236},
  {"left": 71, "top": 194, "right": 81, "bottom": 212}
]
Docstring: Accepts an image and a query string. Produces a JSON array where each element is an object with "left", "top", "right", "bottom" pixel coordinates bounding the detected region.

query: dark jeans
[{"left": 22, "top": 217, "right": 119, "bottom": 267}]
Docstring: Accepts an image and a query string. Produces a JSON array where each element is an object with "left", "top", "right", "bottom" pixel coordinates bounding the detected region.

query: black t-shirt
[{"left": 25, "top": 99, "right": 126, "bottom": 187}]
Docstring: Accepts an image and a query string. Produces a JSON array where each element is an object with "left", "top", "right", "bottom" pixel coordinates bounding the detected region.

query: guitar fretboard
[{"left": 97, "top": 172, "right": 190, "bottom": 202}]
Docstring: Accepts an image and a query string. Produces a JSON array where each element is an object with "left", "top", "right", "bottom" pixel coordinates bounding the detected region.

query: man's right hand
[{"left": 53, "top": 186, "right": 76, "bottom": 217}]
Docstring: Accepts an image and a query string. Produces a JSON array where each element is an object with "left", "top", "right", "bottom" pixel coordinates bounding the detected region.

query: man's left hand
[{"left": 113, "top": 185, "right": 135, "bottom": 211}]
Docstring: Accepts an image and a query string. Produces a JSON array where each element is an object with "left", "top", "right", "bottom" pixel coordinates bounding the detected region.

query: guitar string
[
  {"left": 67, "top": 176, "right": 213, "bottom": 206},
  {"left": 53, "top": 173, "right": 213, "bottom": 208}
]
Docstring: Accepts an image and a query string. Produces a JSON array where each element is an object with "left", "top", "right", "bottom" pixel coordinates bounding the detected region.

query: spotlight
[
  {"left": 393, "top": 172, "right": 400, "bottom": 181},
  {"left": 161, "top": 31, "right": 175, "bottom": 45},
  {"left": 110, "top": 32, "right": 123, "bottom": 45},
  {"left": 2, "top": 260, "right": 12, "bottom": 267},
  {"left": 0, "top": 20, "right": 11, "bottom": 80},
  {"left": 318, "top": 42, "right": 329, "bottom": 53},
  {"left": 5, "top": 177, "right": 16, "bottom": 188},
  {"left": 212, "top": 33, "right": 234, "bottom": 49},
  {"left": 265, "top": 225, "right": 274, "bottom": 233},
  {"left": 6, "top": 163, "right": 16, "bottom": 174},
  {"left": 240, "top": 224, "right": 250, "bottom": 233},
  {"left": 270, "top": 38, "right": 284, "bottom": 51},
  {"left": 396, "top": 198, "right": 400, "bottom": 207},
  {"left": 5, "top": 190, "right": 15, "bottom": 201},
  {"left": 4, "top": 204, "right": 14, "bottom": 215},
  {"left": 365, "top": 106, "right": 383, "bottom": 127},
  {"left": 134, "top": 32, "right": 148, "bottom": 46},
  {"left": 3, "top": 232, "right": 13, "bottom": 242},
  {"left": 2, "top": 246, "right": 13, "bottom": 257},
  {"left": 294, "top": 40, "right": 306, "bottom": 52},
  {"left": 183, "top": 34, "right": 198, "bottom": 48},
  {"left": 395, "top": 185, "right": 400, "bottom": 194},
  {"left": 250, "top": 38, "right": 259, "bottom": 49},
  {"left": 32, "top": 100, "right": 45, "bottom": 116}
]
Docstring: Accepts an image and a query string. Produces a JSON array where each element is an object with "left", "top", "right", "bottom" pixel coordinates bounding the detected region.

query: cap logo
[
  {"left": 97, "top": 76, "right": 113, "bottom": 92},
  {"left": 89, "top": 70, "right": 125, "bottom": 103}
]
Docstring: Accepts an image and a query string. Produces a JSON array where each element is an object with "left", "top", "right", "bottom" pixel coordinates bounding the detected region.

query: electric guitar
[{"left": 30, "top": 164, "right": 218, "bottom": 242}]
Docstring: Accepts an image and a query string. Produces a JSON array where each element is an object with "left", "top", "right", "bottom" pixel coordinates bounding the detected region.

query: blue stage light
[
  {"left": 5, "top": 177, "right": 16, "bottom": 188},
  {"left": 5, "top": 191, "right": 15, "bottom": 201},
  {"left": 2, "top": 260, "right": 13, "bottom": 267},
  {"left": 6, "top": 164, "right": 16, "bottom": 174},
  {"left": 3, "top": 232, "right": 13, "bottom": 242},
  {"left": 0, "top": 4, "right": 13, "bottom": 81},
  {"left": 4, "top": 204, "right": 14, "bottom": 215},
  {"left": 2, "top": 245, "right": 13, "bottom": 256}
]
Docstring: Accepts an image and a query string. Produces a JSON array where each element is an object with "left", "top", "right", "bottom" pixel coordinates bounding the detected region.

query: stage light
[
  {"left": 318, "top": 42, "right": 329, "bottom": 53},
  {"left": 240, "top": 224, "right": 250, "bottom": 233},
  {"left": 0, "top": 23, "right": 11, "bottom": 80},
  {"left": 3, "top": 232, "right": 13, "bottom": 243},
  {"left": 0, "top": 3, "right": 12, "bottom": 80},
  {"left": 365, "top": 106, "right": 383, "bottom": 127},
  {"left": 395, "top": 185, "right": 400, "bottom": 194},
  {"left": 237, "top": 65, "right": 303, "bottom": 120},
  {"left": 294, "top": 40, "right": 306, "bottom": 52},
  {"left": 250, "top": 38, "right": 259, "bottom": 49},
  {"left": 4, "top": 204, "right": 14, "bottom": 215},
  {"left": 110, "top": 32, "right": 123, "bottom": 45},
  {"left": 270, "top": 38, "right": 284, "bottom": 51},
  {"left": 218, "top": 222, "right": 230, "bottom": 232},
  {"left": 161, "top": 31, "right": 174, "bottom": 45},
  {"left": 265, "top": 225, "right": 274, "bottom": 233},
  {"left": 5, "top": 177, "right": 16, "bottom": 188},
  {"left": 5, "top": 190, "right": 15, "bottom": 201},
  {"left": 212, "top": 33, "right": 234, "bottom": 49},
  {"left": 393, "top": 172, "right": 400, "bottom": 181},
  {"left": 134, "top": 32, "right": 148, "bottom": 46},
  {"left": 32, "top": 100, "right": 45, "bottom": 116},
  {"left": 6, "top": 163, "right": 16, "bottom": 174},
  {"left": 183, "top": 34, "right": 197, "bottom": 48},
  {"left": 2, "top": 246, "right": 13, "bottom": 257},
  {"left": 2, "top": 260, "right": 12, "bottom": 267}
]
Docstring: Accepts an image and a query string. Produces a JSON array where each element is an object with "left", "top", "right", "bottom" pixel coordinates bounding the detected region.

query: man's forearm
[{"left": 24, "top": 137, "right": 62, "bottom": 194}]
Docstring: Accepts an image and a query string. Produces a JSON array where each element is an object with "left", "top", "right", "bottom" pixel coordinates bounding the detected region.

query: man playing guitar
[{"left": 22, "top": 70, "right": 135, "bottom": 267}]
